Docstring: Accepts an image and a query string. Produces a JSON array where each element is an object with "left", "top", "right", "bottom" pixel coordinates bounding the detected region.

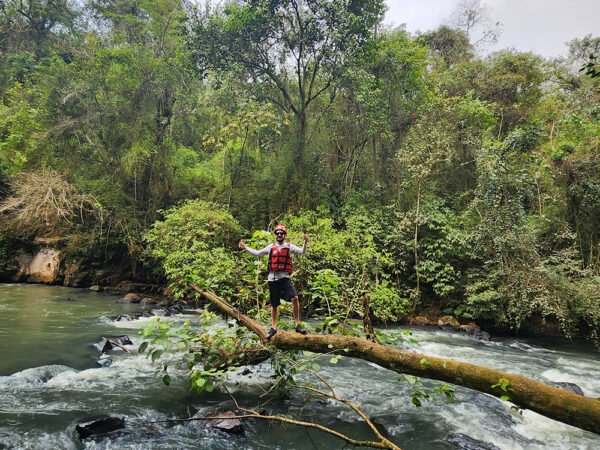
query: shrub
[
  {"left": 465, "top": 248, "right": 600, "bottom": 343},
  {"left": 144, "top": 200, "right": 244, "bottom": 299},
  {"left": 369, "top": 281, "right": 411, "bottom": 322}
]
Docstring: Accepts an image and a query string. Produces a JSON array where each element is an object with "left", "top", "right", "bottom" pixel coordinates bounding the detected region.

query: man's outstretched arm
[
  {"left": 290, "top": 233, "right": 308, "bottom": 254},
  {"left": 239, "top": 241, "right": 272, "bottom": 257}
]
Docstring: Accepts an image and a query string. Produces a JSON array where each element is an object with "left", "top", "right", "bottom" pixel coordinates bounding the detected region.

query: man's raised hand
[{"left": 239, "top": 240, "right": 246, "bottom": 249}]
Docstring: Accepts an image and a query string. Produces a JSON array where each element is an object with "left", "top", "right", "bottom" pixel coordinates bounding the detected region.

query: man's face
[{"left": 275, "top": 231, "right": 286, "bottom": 243}]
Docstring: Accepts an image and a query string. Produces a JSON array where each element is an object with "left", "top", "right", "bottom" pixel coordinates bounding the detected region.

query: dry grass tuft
[{"left": 0, "top": 170, "right": 105, "bottom": 237}]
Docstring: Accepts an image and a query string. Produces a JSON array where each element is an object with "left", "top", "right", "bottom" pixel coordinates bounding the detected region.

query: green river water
[{"left": 1, "top": 284, "right": 599, "bottom": 450}]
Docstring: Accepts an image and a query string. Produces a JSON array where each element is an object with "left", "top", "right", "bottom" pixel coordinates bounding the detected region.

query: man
[{"left": 239, "top": 225, "right": 308, "bottom": 340}]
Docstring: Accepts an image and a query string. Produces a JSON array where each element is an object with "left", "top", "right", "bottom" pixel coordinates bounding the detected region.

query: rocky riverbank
[
  {"left": 0, "top": 238, "right": 165, "bottom": 294},
  {"left": 0, "top": 239, "right": 570, "bottom": 343}
]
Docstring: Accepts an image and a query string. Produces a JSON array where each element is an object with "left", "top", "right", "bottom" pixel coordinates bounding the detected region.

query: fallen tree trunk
[{"left": 193, "top": 286, "right": 600, "bottom": 435}]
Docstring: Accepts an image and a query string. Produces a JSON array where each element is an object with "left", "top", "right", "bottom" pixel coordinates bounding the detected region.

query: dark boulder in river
[
  {"left": 119, "top": 293, "right": 143, "bottom": 303},
  {"left": 111, "top": 335, "right": 133, "bottom": 346},
  {"left": 75, "top": 416, "right": 125, "bottom": 439},
  {"left": 115, "top": 315, "right": 133, "bottom": 322},
  {"left": 140, "top": 297, "right": 160, "bottom": 305},
  {"left": 461, "top": 328, "right": 490, "bottom": 341},
  {"left": 446, "top": 433, "right": 501, "bottom": 450},
  {"left": 151, "top": 308, "right": 170, "bottom": 317},
  {"left": 96, "top": 357, "right": 113, "bottom": 367},
  {"left": 472, "top": 330, "right": 491, "bottom": 341},
  {"left": 470, "top": 392, "right": 515, "bottom": 428},
  {"left": 93, "top": 336, "right": 133, "bottom": 353},
  {"left": 93, "top": 338, "right": 112, "bottom": 353}
]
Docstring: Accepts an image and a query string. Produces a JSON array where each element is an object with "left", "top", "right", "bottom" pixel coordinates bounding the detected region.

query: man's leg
[
  {"left": 271, "top": 303, "right": 279, "bottom": 329},
  {"left": 291, "top": 296, "right": 300, "bottom": 325},
  {"left": 284, "top": 278, "right": 306, "bottom": 334},
  {"left": 292, "top": 296, "right": 306, "bottom": 334},
  {"left": 266, "top": 281, "right": 280, "bottom": 339}
]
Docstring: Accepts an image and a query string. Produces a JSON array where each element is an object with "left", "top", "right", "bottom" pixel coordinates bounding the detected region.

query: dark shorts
[{"left": 268, "top": 277, "right": 298, "bottom": 307}]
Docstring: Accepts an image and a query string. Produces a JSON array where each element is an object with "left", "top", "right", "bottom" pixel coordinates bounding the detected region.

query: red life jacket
[{"left": 268, "top": 244, "right": 293, "bottom": 274}]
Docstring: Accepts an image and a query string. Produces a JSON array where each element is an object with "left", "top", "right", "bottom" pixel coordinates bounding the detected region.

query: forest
[
  {"left": 1, "top": 1, "right": 600, "bottom": 447},
  {"left": 0, "top": 0, "right": 599, "bottom": 344}
]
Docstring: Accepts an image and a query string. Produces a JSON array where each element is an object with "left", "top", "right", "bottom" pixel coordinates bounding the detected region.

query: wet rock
[
  {"left": 437, "top": 315, "right": 460, "bottom": 330},
  {"left": 459, "top": 323, "right": 480, "bottom": 334},
  {"left": 7, "top": 247, "right": 62, "bottom": 283},
  {"left": 140, "top": 297, "right": 160, "bottom": 305},
  {"left": 472, "top": 330, "right": 491, "bottom": 341},
  {"left": 93, "top": 338, "right": 112, "bottom": 353},
  {"left": 459, "top": 324, "right": 491, "bottom": 341},
  {"left": 75, "top": 416, "right": 125, "bottom": 439},
  {"left": 470, "top": 392, "right": 515, "bottom": 427},
  {"left": 552, "top": 382, "right": 584, "bottom": 396},
  {"left": 203, "top": 410, "right": 243, "bottom": 435},
  {"left": 93, "top": 336, "right": 133, "bottom": 353},
  {"left": 113, "top": 335, "right": 133, "bottom": 346},
  {"left": 169, "top": 304, "right": 184, "bottom": 313},
  {"left": 62, "top": 258, "right": 90, "bottom": 287},
  {"left": 446, "top": 433, "right": 501, "bottom": 450},
  {"left": 26, "top": 247, "right": 62, "bottom": 283},
  {"left": 369, "top": 417, "right": 393, "bottom": 440},
  {"left": 13, "top": 251, "right": 33, "bottom": 281},
  {"left": 115, "top": 281, "right": 158, "bottom": 294},
  {"left": 13, "top": 365, "right": 75, "bottom": 383},
  {"left": 115, "top": 315, "right": 132, "bottom": 322},
  {"left": 152, "top": 308, "right": 170, "bottom": 317},
  {"left": 121, "top": 293, "right": 143, "bottom": 303},
  {"left": 97, "top": 358, "right": 113, "bottom": 368},
  {"left": 411, "top": 316, "right": 431, "bottom": 326}
]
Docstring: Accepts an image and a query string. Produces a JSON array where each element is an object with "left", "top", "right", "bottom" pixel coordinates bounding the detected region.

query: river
[{"left": 1, "top": 284, "right": 599, "bottom": 449}]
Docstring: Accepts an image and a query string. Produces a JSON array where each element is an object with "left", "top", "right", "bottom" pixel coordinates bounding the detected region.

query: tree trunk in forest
[
  {"left": 413, "top": 179, "right": 422, "bottom": 301},
  {"left": 293, "top": 110, "right": 308, "bottom": 204},
  {"left": 192, "top": 285, "right": 600, "bottom": 436}
]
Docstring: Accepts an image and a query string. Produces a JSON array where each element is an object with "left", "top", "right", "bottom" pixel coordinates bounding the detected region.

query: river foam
[{"left": 2, "top": 285, "right": 600, "bottom": 450}]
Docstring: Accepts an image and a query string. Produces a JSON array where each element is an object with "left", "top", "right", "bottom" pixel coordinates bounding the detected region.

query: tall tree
[
  {"left": 419, "top": 25, "right": 473, "bottom": 68},
  {"left": 190, "top": 0, "right": 386, "bottom": 205},
  {"left": 0, "top": 0, "right": 78, "bottom": 56},
  {"left": 449, "top": 0, "right": 502, "bottom": 49},
  {"left": 0, "top": 0, "right": 79, "bottom": 91},
  {"left": 0, "top": 0, "right": 200, "bottom": 247}
]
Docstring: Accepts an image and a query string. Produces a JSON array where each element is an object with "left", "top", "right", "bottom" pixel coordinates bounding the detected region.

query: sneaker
[
  {"left": 295, "top": 324, "right": 307, "bottom": 335},
  {"left": 266, "top": 328, "right": 278, "bottom": 340}
]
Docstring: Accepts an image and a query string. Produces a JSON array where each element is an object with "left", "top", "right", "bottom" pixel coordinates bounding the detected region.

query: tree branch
[{"left": 193, "top": 286, "right": 600, "bottom": 435}]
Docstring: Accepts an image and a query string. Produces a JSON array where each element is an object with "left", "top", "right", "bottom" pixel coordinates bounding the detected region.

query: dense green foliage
[{"left": 0, "top": 1, "right": 598, "bottom": 341}]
